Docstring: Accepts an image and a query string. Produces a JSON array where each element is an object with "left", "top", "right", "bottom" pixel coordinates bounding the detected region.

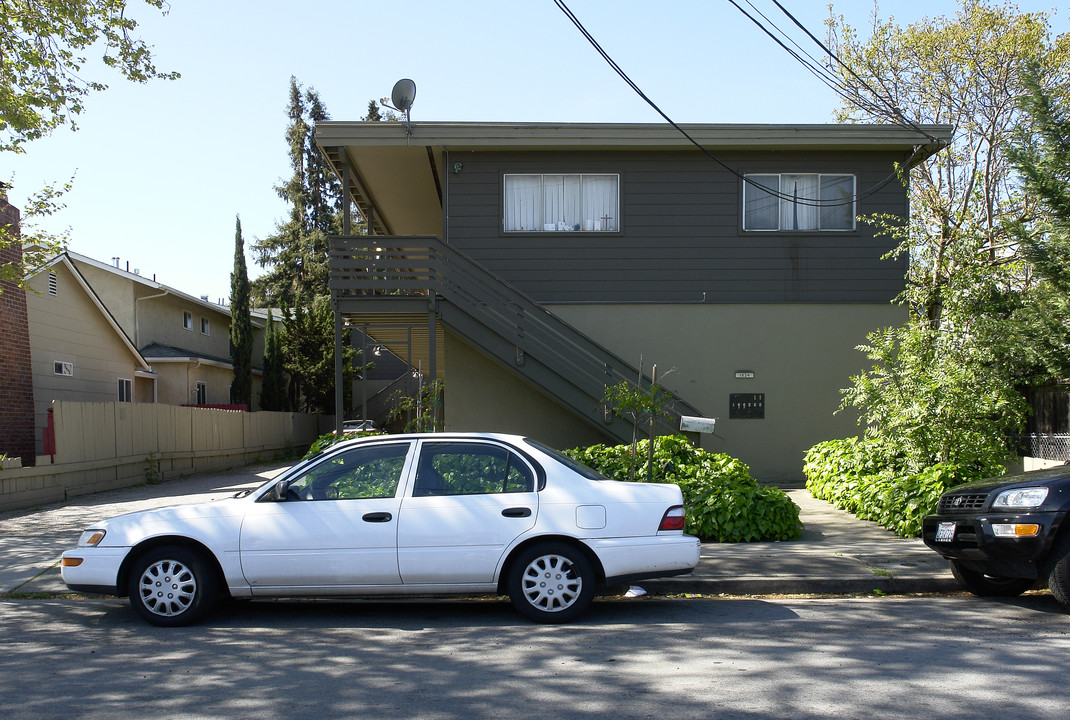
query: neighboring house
[
  {"left": 23, "top": 251, "right": 268, "bottom": 456},
  {"left": 65, "top": 251, "right": 267, "bottom": 408},
  {"left": 24, "top": 255, "right": 155, "bottom": 457},
  {"left": 316, "top": 121, "right": 952, "bottom": 481}
]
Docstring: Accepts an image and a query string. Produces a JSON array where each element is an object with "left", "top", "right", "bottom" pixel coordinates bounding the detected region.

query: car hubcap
[
  {"left": 521, "top": 553, "right": 582, "bottom": 613},
  {"left": 138, "top": 559, "right": 197, "bottom": 617}
]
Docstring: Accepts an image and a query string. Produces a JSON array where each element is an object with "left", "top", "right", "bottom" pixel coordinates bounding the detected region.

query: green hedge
[
  {"left": 303, "top": 430, "right": 384, "bottom": 459},
  {"left": 566, "top": 435, "right": 801, "bottom": 543},
  {"left": 803, "top": 438, "right": 1002, "bottom": 537}
]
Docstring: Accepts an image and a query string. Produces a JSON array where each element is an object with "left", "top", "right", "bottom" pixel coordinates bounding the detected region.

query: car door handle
[
  {"left": 502, "top": 507, "right": 532, "bottom": 518},
  {"left": 362, "top": 512, "right": 393, "bottom": 523}
]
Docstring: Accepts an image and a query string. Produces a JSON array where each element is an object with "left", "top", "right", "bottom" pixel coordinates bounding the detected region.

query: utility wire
[
  {"left": 552, "top": 0, "right": 930, "bottom": 208},
  {"left": 767, "top": 0, "right": 940, "bottom": 143}
]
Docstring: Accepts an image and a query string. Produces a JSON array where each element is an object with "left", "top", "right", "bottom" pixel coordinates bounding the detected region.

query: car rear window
[{"left": 523, "top": 439, "right": 609, "bottom": 482}]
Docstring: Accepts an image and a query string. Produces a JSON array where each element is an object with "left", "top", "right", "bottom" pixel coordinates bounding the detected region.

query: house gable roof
[
  {"left": 65, "top": 250, "right": 267, "bottom": 327},
  {"left": 36, "top": 254, "right": 153, "bottom": 373}
]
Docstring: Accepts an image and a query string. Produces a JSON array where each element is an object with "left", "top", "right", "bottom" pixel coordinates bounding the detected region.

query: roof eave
[{"left": 315, "top": 121, "right": 953, "bottom": 154}]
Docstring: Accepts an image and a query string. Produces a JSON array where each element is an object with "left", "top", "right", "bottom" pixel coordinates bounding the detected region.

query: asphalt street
[{"left": 0, "top": 595, "right": 1067, "bottom": 720}]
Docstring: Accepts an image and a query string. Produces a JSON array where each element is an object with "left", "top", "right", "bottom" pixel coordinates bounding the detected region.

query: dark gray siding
[{"left": 443, "top": 149, "right": 909, "bottom": 304}]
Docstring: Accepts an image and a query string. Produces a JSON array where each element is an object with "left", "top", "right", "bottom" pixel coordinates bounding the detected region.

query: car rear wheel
[
  {"left": 127, "top": 545, "right": 217, "bottom": 627},
  {"left": 1045, "top": 533, "right": 1070, "bottom": 610},
  {"left": 949, "top": 559, "right": 1035, "bottom": 597},
  {"left": 507, "top": 542, "right": 595, "bottom": 624}
]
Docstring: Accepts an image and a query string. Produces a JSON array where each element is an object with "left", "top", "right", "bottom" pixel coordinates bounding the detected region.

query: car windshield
[
  {"left": 523, "top": 439, "right": 609, "bottom": 482},
  {"left": 249, "top": 452, "right": 322, "bottom": 496}
]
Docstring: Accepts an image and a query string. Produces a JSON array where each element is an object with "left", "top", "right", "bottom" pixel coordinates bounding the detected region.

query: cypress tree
[
  {"left": 229, "top": 216, "right": 253, "bottom": 407},
  {"left": 260, "top": 310, "right": 287, "bottom": 411}
]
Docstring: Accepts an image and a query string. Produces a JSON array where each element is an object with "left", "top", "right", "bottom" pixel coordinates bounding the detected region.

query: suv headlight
[
  {"left": 77, "top": 529, "right": 106, "bottom": 547},
  {"left": 992, "top": 487, "right": 1049, "bottom": 509}
]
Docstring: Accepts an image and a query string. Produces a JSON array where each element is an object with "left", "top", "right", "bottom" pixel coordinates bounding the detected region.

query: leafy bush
[
  {"left": 803, "top": 438, "right": 1004, "bottom": 537},
  {"left": 567, "top": 435, "right": 801, "bottom": 543},
  {"left": 302, "top": 430, "right": 383, "bottom": 459}
]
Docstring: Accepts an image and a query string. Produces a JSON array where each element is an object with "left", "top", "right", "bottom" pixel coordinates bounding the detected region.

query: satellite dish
[{"left": 391, "top": 79, "right": 416, "bottom": 113}]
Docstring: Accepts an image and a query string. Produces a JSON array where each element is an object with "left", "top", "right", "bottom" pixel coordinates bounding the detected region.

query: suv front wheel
[
  {"left": 949, "top": 559, "right": 1035, "bottom": 597},
  {"left": 1046, "top": 534, "right": 1070, "bottom": 609}
]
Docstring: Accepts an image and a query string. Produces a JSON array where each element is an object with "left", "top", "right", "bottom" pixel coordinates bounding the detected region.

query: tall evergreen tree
[
  {"left": 229, "top": 216, "right": 253, "bottom": 407},
  {"left": 1008, "top": 66, "right": 1070, "bottom": 381},
  {"left": 259, "top": 310, "right": 287, "bottom": 411},
  {"left": 251, "top": 77, "right": 339, "bottom": 307},
  {"left": 250, "top": 77, "right": 367, "bottom": 414}
]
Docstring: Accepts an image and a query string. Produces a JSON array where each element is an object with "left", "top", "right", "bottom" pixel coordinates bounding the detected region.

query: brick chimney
[{"left": 0, "top": 192, "right": 37, "bottom": 466}]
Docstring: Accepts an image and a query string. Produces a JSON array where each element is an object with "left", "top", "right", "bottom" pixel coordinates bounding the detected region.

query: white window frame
[
  {"left": 742, "top": 173, "right": 856, "bottom": 232},
  {"left": 194, "top": 381, "right": 207, "bottom": 405},
  {"left": 200, "top": 317, "right": 210, "bottom": 336},
  {"left": 503, "top": 173, "right": 620, "bottom": 233},
  {"left": 183, "top": 311, "right": 193, "bottom": 330},
  {"left": 118, "top": 378, "right": 132, "bottom": 402}
]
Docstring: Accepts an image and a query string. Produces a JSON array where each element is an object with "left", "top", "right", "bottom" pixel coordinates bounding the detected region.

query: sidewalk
[{"left": 0, "top": 465, "right": 958, "bottom": 598}]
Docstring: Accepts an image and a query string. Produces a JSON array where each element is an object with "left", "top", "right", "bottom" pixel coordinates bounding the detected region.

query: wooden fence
[{"left": 0, "top": 402, "right": 331, "bottom": 511}]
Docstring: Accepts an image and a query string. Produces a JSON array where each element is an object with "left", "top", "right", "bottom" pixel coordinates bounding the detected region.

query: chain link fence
[{"left": 1019, "top": 433, "right": 1070, "bottom": 462}]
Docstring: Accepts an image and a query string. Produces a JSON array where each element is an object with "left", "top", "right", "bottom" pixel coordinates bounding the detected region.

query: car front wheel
[
  {"left": 949, "top": 559, "right": 1035, "bottom": 597},
  {"left": 507, "top": 542, "right": 596, "bottom": 623},
  {"left": 127, "top": 545, "right": 218, "bottom": 627}
]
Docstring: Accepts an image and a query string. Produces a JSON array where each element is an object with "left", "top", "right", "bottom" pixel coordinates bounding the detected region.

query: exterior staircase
[{"left": 329, "top": 235, "right": 703, "bottom": 444}]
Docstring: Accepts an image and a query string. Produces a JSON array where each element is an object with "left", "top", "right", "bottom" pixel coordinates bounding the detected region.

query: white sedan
[{"left": 61, "top": 433, "right": 700, "bottom": 626}]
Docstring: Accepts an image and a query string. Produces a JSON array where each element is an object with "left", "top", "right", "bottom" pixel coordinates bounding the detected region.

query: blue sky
[{"left": 4, "top": 0, "right": 1066, "bottom": 303}]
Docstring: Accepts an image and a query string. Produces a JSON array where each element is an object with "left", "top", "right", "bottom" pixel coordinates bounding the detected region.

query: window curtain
[
  {"left": 504, "top": 175, "right": 541, "bottom": 232},
  {"left": 582, "top": 175, "right": 618, "bottom": 231},
  {"left": 542, "top": 175, "right": 582, "bottom": 230},
  {"left": 781, "top": 174, "right": 819, "bottom": 231}
]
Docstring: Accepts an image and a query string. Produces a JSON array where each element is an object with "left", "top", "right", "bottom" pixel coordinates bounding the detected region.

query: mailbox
[{"left": 680, "top": 415, "right": 717, "bottom": 434}]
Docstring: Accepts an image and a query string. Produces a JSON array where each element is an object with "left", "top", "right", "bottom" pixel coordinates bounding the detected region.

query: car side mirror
[{"left": 270, "top": 479, "right": 290, "bottom": 502}]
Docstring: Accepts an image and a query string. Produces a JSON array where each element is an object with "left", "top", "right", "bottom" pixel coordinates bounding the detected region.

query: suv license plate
[{"left": 935, "top": 522, "right": 956, "bottom": 542}]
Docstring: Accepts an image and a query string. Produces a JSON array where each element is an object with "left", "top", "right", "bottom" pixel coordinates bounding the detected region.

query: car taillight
[{"left": 659, "top": 505, "right": 686, "bottom": 531}]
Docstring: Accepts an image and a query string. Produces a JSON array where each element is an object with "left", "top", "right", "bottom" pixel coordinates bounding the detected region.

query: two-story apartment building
[{"left": 317, "top": 122, "right": 951, "bottom": 481}]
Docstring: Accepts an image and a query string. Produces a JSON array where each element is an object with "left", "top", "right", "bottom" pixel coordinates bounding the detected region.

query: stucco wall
[
  {"left": 440, "top": 303, "right": 906, "bottom": 481},
  {"left": 443, "top": 333, "right": 609, "bottom": 450},
  {"left": 550, "top": 302, "right": 907, "bottom": 482}
]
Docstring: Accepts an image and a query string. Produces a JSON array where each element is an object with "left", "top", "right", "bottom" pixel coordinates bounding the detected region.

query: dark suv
[{"left": 923, "top": 466, "right": 1070, "bottom": 609}]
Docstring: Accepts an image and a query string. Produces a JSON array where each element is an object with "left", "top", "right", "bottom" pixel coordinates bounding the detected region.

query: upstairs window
[
  {"left": 743, "top": 173, "right": 856, "bottom": 231},
  {"left": 200, "top": 317, "right": 210, "bottom": 336},
  {"left": 504, "top": 174, "right": 619, "bottom": 233},
  {"left": 183, "top": 311, "right": 193, "bottom": 330}
]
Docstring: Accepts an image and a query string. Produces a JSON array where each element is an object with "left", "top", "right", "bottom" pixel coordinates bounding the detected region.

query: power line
[
  {"left": 766, "top": 0, "right": 939, "bottom": 143},
  {"left": 552, "top": 0, "right": 931, "bottom": 208}
]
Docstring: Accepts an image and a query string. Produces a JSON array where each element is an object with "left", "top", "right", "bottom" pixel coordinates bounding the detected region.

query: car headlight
[
  {"left": 992, "top": 487, "right": 1048, "bottom": 509},
  {"left": 77, "top": 529, "right": 106, "bottom": 547}
]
